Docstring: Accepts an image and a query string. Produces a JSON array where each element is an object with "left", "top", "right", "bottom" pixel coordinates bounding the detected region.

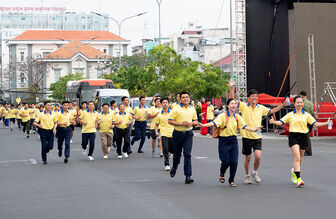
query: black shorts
[
  {"left": 288, "top": 132, "right": 308, "bottom": 150},
  {"left": 70, "top": 125, "right": 75, "bottom": 131},
  {"left": 150, "top": 129, "right": 159, "bottom": 140},
  {"left": 242, "top": 138, "right": 262, "bottom": 155},
  {"left": 10, "top": 118, "right": 15, "bottom": 123}
]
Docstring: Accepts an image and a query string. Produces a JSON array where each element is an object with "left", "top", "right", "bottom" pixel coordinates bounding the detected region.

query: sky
[{"left": 1, "top": 0, "right": 232, "bottom": 47}]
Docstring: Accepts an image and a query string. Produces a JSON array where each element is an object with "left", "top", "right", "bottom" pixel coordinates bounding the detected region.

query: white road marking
[{"left": 195, "top": 157, "right": 208, "bottom": 159}]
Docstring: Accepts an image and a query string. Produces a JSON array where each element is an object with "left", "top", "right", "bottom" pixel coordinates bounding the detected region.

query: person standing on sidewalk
[
  {"left": 155, "top": 98, "right": 174, "bottom": 171},
  {"left": 229, "top": 79, "right": 285, "bottom": 184},
  {"left": 98, "top": 103, "right": 114, "bottom": 159},
  {"left": 168, "top": 92, "right": 199, "bottom": 184},
  {"left": 33, "top": 101, "right": 58, "bottom": 164},
  {"left": 114, "top": 104, "right": 133, "bottom": 159},
  {"left": 56, "top": 101, "right": 75, "bottom": 163},
  {"left": 131, "top": 96, "right": 148, "bottom": 153},
  {"left": 206, "top": 99, "right": 215, "bottom": 135},
  {"left": 79, "top": 101, "right": 100, "bottom": 161}
]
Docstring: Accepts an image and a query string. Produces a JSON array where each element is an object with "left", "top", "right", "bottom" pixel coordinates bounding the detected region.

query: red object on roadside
[{"left": 200, "top": 103, "right": 209, "bottom": 135}]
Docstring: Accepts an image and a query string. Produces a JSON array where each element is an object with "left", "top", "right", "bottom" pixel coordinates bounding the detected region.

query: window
[
  {"left": 42, "top": 52, "right": 51, "bottom": 57},
  {"left": 20, "top": 73, "right": 25, "bottom": 83},
  {"left": 20, "top": 52, "right": 24, "bottom": 62},
  {"left": 97, "top": 68, "right": 103, "bottom": 78},
  {"left": 54, "top": 69, "right": 61, "bottom": 82}
]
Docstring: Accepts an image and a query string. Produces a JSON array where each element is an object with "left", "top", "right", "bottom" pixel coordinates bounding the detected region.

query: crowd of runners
[{"left": 0, "top": 79, "right": 333, "bottom": 187}]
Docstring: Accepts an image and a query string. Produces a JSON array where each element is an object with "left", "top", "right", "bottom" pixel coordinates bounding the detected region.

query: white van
[{"left": 94, "top": 89, "right": 130, "bottom": 111}]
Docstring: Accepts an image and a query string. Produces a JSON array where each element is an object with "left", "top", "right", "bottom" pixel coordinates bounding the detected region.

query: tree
[
  {"left": 104, "top": 45, "right": 230, "bottom": 99},
  {"left": 16, "top": 55, "right": 52, "bottom": 100},
  {"left": 106, "top": 54, "right": 147, "bottom": 73},
  {"left": 49, "top": 72, "right": 84, "bottom": 101}
]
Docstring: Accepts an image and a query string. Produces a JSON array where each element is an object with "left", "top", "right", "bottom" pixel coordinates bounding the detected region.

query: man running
[
  {"left": 98, "top": 103, "right": 114, "bottom": 159},
  {"left": 148, "top": 97, "right": 163, "bottom": 157},
  {"left": 79, "top": 101, "right": 100, "bottom": 161},
  {"left": 131, "top": 96, "right": 148, "bottom": 153},
  {"left": 33, "top": 101, "right": 58, "bottom": 164},
  {"left": 168, "top": 92, "right": 199, "bottom": 184}
]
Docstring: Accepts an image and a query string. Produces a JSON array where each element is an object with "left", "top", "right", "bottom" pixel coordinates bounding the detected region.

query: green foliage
[
  {"left": 104, "top": 45, "right": 230, "bottom": 99},
  {"left": 49, "top": 72, "right": 84, "bottom": 101}
]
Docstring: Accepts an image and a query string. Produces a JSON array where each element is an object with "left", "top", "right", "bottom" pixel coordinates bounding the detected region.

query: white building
[
  {"left": 170, "top": 27, "right": 233, "bottom": 64},
  {"left": 5, "top": 30, "right": 130, "bottom": 91}
]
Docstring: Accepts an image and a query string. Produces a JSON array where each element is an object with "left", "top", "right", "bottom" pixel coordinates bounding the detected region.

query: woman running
[
  {"left": 200, "top": 98, "right": 259, "bottom": 187},
  {"left": 269, "top": 95, "right": 331, "bottom": 187}
]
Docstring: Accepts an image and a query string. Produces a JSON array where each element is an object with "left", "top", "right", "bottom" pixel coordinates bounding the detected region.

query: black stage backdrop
[{"left": 246, "top": 0, "right": 290, "bottom": 97}]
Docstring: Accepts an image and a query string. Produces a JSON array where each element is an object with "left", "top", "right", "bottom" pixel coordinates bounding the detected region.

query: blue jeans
[
  {"left": 218, "top": 136, "right": 239, "bottom": 183},
  {"left": 172, "top": 130, "right": 193, "bottom": 176},
  {"left": 82, "top": 133, "right": 96, "bottom": 156},
  {"left": 57, "top": 126, "right": 72, "bottom": 158},
  {"left": 131, "top": 121, "right": 147, "bottom": 151},
  {"left": 39, "top": 129, "right": 54, "bottom": 162}
]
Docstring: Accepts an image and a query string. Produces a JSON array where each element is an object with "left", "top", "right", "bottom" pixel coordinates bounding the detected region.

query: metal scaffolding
[
  {"left": 308, "top": 34, "right": 317, "bottom": 109},
  {"left": 234, "top": 0, "right": 247, "bottom": 102}
]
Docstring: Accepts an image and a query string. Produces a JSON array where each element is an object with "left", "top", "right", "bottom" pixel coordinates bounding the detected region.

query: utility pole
[
  {"left": 91, "top": 12, "right": 148, "bottom": 68},
  {"left": 155, "top": 0, "right": 163, "bottom": 44}
]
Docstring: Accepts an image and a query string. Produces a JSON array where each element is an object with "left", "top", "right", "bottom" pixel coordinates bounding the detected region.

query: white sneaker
[
  {"left": 103, "top": 155, "right": 108, "bottom": 159},
  {"left": 118, "top": 155, "right": 122, "bottom": 159},
  {"left": 70, "top": 140, "right": 73, "bottom": 144},
  {"left": 252, "top": 172, "right": 262, "bottom": 183},
  {"left": 88, "top": 156, "right": 94, "bottom": 161},
  {"left": 165, "top": 166, "right": 171, "bottom": 171},
  {"left": 82, "top": 149, "right": 87, "bottom": 155},
  {"left": 122, "top": 152, "right": 128, "bottom": 158},
  {"left": 244, "top": 175, "right": 252, "bottom": 184},
  {"left": 107, "top": 147, "right": 111, "bottom": 152},
  {"left": 159, "top": 152, "right": 163, "bottom": 157}
]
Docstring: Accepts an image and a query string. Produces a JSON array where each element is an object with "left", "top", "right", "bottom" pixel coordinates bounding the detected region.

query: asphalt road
[{"left": 0, "top": 126, "right": 336, "bottom": 219}]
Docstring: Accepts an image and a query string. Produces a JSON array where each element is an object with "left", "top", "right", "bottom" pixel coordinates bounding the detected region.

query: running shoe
[
  {"left": 70, "top": 140, "right": 73, "bottom": 144},
  {"left": 81, "top": 149, "right": 87, "bottom": 155},
  {"left": 291, "top": 168, "right": 297, "bottom": 184},
  {"left": 244, "top": 175, "right": 252, "bottom": 184},
  {"left": 165, "top": 166, "right": 171, "bottom": 171},
  {"left": 252, "top": 172, "right": 261, "bottom": 183},
  {"left": 297, "top": 178, "right": 304, "bottom": 187},
  {"left": 159, "top": 152, "right": 163, "bottom": 157},
  {"left": 88, "top": 156, "right": 94, "bottom": 161},
  {"left": 122, "top": 152, "right": 128, "bottom": 158},
  {"left": 103, "top": 155, "right": 108, "bottom": 159},
  {"left": 118, "top": 155, "right": 122, "bottom": 159}
]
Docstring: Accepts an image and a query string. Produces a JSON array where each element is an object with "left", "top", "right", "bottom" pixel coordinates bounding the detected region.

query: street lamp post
[
  {"left": 230, "top": 0, "right": 233, "bottom": 77},
  {"left": 155, "top": 0, "right": 163, "bottom": 44},
  {"left": 91, "top": 11, "right": 148, "bottom": 68}
]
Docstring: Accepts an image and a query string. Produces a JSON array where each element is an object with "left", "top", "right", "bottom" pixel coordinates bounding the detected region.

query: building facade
[{"left": 5, "top": 30, "right": 129, "bottom": 95}]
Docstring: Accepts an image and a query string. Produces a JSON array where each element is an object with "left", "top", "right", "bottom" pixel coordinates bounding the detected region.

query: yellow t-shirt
[
  {"left": 78, "top": 109, "right": 86, "bottom": 117},
  {"left": 125, "top": 106, "right": 133, "bottom": 115},
  {"left": 168, "top": 103, "right": 198, "bottom": 132},
  {"left": 69, "top": 108, "right": 77, "bottom": 120},
  {"left": 148, "top": 105, "right": 161, "bottom": 130},
  {"left": 79, "top": 110, "right": 100, "bottom": 133},
  {"left": 35, "top": 111, "right": 58, "bottom": 130},
  {"left": 20, "top": 108, "right": 30, "bottom": 122},
  {"left": 99, "top": 112, "right": 114, "bottom": 133},
  {"left": 156, "top": 110, "right": 174, "bottom": 138},
  {"left": 57, "top": 110, "right": 72, "bottom": 128},
  {"left": 108, "top": 107, "right": 119, "bottom": 115},
  {"left": 16, "top": 108, "right": 22, "bottom": 119},
  {"left": 29, "top": 108, "right": 37, "bottom": 120},
  {"left": 114, "top": 112, "right": 133, "bottom": 129},
  {"left": 213, "top": 111, "right": 247, "bottom": 137},
  {"left": 133, "top": 105, "right": 148, "bottom": 122},
  {"left": 207, "top": 104, "right": 215, "bottom": 120},
  {"left": 7, "top": 109, "right": 16, "bottom": 119},
  {"left": 3, "top": 109, "right": 9, "bottom": 119},
  {"left": 280, "top": 110, "right": 316, "bottom": 133},
  {"left": 171, "top": 102, "right": 179, "bottom": 110},
  {"left": 238, "top": 102, "right": 271, "bottom": 139}
]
